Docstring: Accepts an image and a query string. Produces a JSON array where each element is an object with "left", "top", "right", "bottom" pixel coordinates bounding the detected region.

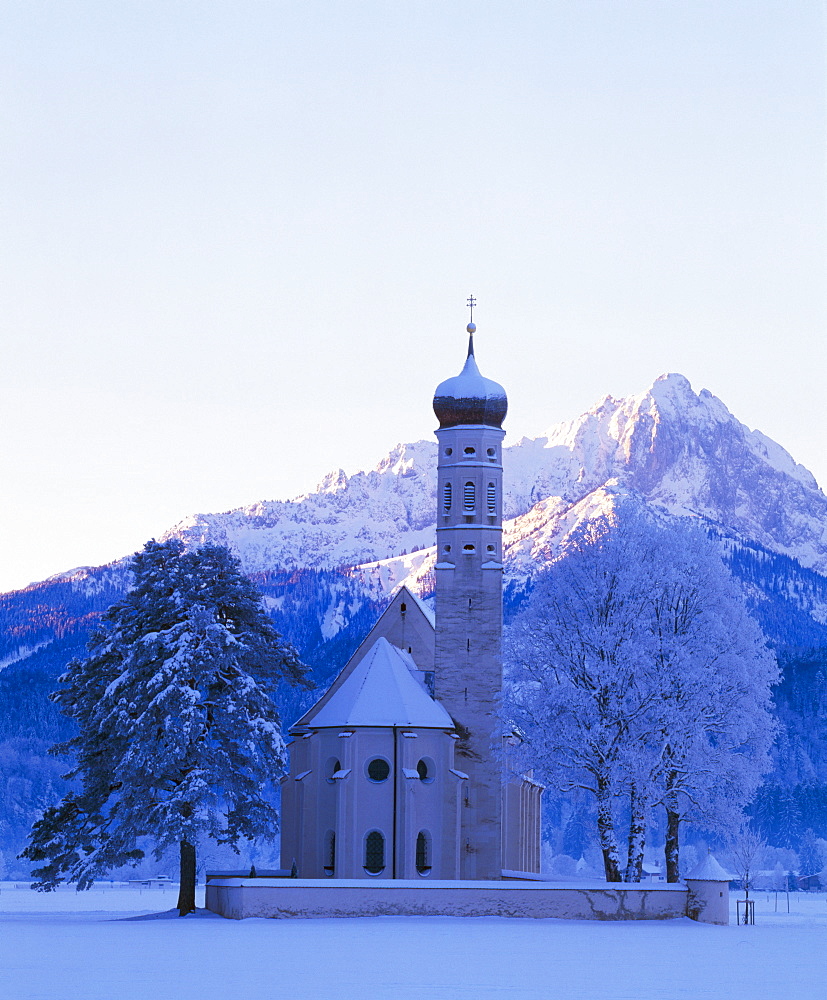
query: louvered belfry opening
[{"left": 463, "top": 481, "right": 475, "bottom": 511}]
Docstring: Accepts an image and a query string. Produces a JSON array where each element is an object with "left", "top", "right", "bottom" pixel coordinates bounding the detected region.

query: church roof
[
  {"left": 306, "top": 637, "right": 454, "bottom": 729},
  {"left": 400, "top": 586, "right": 435, "bottom": 628},
  {"left": 432, "top": 333, "right": 507, "bottom": 429},
  {"left": 290, "top": 584, "right": 435, "bottom": 731}
]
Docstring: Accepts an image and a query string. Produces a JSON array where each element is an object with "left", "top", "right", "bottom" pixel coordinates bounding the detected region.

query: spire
[
  {"left": 432, "top": 297, "right": 507, "bottom": 429},
  {"left": 467, "top": 294, "right": 477, "bottom": 357}
]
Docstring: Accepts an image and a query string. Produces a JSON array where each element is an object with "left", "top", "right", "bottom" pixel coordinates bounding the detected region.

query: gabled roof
[
  {"left": 292, "top": 584, "right": 435, "bottom": 729},
  {"left": 305, "top": 637, "right": 453, "bottom": 729},
  {"left": 402, "top": 587, "right": 435, "bottom": 628}
]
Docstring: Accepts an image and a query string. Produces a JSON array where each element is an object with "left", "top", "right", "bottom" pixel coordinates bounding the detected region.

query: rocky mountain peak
[{"left": 33, "top": 373, "right": 827, "bottom": 592}]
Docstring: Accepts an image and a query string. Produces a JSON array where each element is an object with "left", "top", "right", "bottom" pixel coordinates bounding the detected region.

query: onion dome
[{"left": 433, "top": 327, "right": 508, "bottom": 429}]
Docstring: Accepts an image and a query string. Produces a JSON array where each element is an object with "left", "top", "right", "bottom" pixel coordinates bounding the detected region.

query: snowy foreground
[{"left": 1, "top": 883, "right": 825, "bottom": 1000}]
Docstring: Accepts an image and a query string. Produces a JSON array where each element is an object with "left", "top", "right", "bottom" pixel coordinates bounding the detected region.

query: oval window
[{"left": 367, "top": 758, "right": 391, "bottom": 783}]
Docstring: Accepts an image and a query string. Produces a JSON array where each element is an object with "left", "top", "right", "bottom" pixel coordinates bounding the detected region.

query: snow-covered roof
[
  {"left": 291, "top": 584, "right": 436, "bottom": 731},
  {"left": 432, "top": 336, "right": 508, "bottom": 429},
  {"left": 397, "top": 585, "right": 435, "bottom": 628},
  {"left": 306, "top": 637, "right": 454, "bottom": 729},
  {"left": 685, "top": 855, "right": 733, "bottom": 881}
]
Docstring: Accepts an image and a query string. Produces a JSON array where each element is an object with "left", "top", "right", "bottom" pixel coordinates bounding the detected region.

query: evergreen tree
[
  {"left": 797, "top": 828, "right": 825, "bottom": 881},
  {"left": 21, "top": 540, "right": 308, "bottom": 914}
]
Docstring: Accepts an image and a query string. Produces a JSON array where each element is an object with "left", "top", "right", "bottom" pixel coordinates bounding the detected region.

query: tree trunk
[
  {"left": 177, "top": 839, "right": 196, "bottom": 916},
  {"left": 596, "top": 775, "right": 622, "bottom": 882},
  {"left": 625, "top": 783, "right": 646, "bottom": 882},
  {"left": 665, "top": 806, "right": 680, "bottom": 883}
]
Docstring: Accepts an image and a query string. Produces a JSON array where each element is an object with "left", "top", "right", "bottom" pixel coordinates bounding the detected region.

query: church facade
[{"left": 280, "top": 324, "right": 542, "bottom": 880}]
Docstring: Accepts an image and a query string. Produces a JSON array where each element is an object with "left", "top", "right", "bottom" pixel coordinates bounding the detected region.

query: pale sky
[{"left": 1, "top": 1, "right": 825, "bottom": 594}]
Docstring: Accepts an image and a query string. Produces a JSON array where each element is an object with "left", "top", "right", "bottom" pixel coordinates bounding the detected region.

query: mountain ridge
[
  {"left": 13, "top": 372, "right": 826, "bottom": 601},
  {"left": 152, "top": 372, "right": 827, "bottom": 584},
  {"left": 2, "top": 372, "right": 827, "bottom": 870}
]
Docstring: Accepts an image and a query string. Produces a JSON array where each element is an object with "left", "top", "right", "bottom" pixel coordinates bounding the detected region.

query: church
[{"left": 279, "top": 318, "right": 543, "bottom": 880}]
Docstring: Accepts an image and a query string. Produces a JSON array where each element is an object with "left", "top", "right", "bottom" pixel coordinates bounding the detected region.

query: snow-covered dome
[
  {"left": 432, "top": 334, "right": 508, "bottom": 429},
  {"left": 685, "top": 855, "right": 733, "bottom": 881}
]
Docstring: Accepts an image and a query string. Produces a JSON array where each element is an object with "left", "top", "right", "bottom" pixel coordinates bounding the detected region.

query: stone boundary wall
[{"left": 205, "top": 877, "right": 725, "bottom": 923}]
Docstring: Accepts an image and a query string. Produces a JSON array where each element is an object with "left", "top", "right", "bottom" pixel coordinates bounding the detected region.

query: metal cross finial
[{"left": 467, "top": 295, "right": 476, "bottom": 323}]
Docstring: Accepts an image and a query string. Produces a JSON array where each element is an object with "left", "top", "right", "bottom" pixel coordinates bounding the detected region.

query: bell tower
[{"left": 432, "top": 305, "right": 507, "bottom": 879}]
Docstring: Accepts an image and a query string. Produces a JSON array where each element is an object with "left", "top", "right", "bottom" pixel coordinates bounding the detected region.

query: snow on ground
[{"left": 1, "top": 883, "right": 825, "bottom": 1000}]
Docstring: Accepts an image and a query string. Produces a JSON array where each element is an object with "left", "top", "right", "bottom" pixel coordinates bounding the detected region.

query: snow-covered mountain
[
  {"left": 3, "top": 372, "right": 827, "bottom": 869},
  {"left": 166, "top": 440, "right": 440, "bottom": 573},
  {"left": 160, "top": 373, "right": 827, "bottom": 591}
]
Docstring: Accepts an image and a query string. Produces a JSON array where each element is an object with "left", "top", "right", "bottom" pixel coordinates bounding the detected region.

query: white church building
[{"left": 280, "top": 323, "right": 543, "bottom": 881}]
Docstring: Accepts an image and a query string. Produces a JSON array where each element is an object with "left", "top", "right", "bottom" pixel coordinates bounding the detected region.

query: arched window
[
  {"left": 325, "top": 758, "right": 341, "bottom": 784},
  {"left": 323, "top": 830, "right": 335, "bottom": 876},
  {"left": 487, "top": 482, "right": 496, "bottom": 514},
  {"left": 365, "top": 831, "right": 385, "bottom": 875},
  {"left": 463, "top": 481, "right": 475, "bottom": 511},
  {"left": 416, "top": 831, "right": 431, "bottom": 875},
  {"left": 442, "top": 482, "right": 452, "bottom": 512}
]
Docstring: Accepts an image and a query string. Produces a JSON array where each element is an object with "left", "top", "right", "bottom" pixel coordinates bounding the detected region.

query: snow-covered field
[{"left": 1, "top": 883, "right": 824, "bottom": 1000}]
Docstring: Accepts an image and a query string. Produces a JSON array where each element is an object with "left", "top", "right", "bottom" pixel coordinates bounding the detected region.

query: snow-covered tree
[
  {"left": 797, "top": 829, "right": 825, "bottom": 882},
  {"left": 727, "top": 822, "right": 766, "bottom": 902},
  {"left": 505, "top": 505, "right": 778, "bottom": 883},
  {"left": 644, "top": 525, "right": 778, "bottom": 881},
  {"left": 21, "top": 540, "right": 307, "bottom": 914},
  {"left": 505, "top": 512, "right": 660, "bottom": 881}
]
